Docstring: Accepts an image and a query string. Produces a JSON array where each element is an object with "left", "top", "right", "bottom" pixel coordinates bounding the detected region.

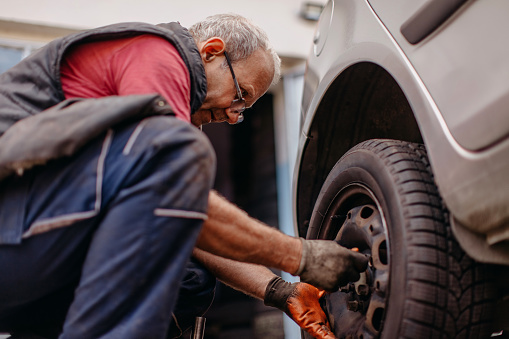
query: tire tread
[{"left": 348, "top": 139, "right": 495, "bottom": 339}]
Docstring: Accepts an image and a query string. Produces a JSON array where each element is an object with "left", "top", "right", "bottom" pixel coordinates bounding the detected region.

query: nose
[{"left": 226, "top": 109, "right": 244, "bottom": 125}]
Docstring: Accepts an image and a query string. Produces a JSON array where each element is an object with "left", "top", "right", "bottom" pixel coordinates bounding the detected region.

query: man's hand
[
  {"left": 264, "top": 277, "right": 335, "bottom": 339},
  {"left": 296, "top": 240, "right": 368, "bottom": 291}
]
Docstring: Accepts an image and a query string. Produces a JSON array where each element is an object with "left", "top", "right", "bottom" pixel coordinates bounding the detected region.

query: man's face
[{"left": 192, "top": 39, "right": 274, "bottom": 127}]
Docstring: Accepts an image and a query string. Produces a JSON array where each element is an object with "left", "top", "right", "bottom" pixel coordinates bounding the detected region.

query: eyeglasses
[{"left": 224, "top": 51, "right": 245, "bottom": 124}]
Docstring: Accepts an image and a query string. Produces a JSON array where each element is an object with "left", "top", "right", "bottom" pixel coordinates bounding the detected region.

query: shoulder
[{"left": 116, "top": 34, "right": 184, "bottom": 63}]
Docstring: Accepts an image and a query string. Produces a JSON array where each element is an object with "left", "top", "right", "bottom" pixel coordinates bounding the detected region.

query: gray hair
[{"left": 189, "top": 13, "right": 281, "bottom": 86}]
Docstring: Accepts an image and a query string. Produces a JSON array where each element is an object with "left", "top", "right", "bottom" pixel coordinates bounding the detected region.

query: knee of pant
[
  {"left": 118, "top": 117, "right": 217, "bottom": 211},
  {"left": 146, "top": 117, "right": 216, "bottom": 186},
  {"left": 158, "top": 121, "right": 216, "bottom": 211}
]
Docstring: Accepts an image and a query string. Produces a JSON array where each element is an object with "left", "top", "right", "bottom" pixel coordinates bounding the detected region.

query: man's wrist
[
  {"left": 294, "top": 238, "right": 307, "bottom": 276},
  {"left": 263, "top": 276, "right": 294, "bottom": 312}
]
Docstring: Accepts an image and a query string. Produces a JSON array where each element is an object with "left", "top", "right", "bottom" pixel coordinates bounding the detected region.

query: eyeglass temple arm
[{"left": 224, "top": 52, "right": 243, "bottom": 99}]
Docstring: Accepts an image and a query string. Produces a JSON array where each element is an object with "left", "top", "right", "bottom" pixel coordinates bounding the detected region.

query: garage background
[{"left": 0, "top": 1, "right": 326, "bottom": 338}]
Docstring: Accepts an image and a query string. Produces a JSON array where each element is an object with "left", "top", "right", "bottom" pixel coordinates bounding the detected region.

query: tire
[{"left": 302, "top": 139, "right": 496, "bottom": 339}]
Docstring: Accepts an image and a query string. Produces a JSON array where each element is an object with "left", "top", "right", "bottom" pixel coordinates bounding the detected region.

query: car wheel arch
[{"left": 296, "top": 61, "right": 423, "bottom": 236}]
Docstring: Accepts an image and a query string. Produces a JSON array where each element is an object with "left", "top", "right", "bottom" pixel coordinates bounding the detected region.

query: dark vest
[
  {"left": 0, "top": 21, "right": 207, "bottom": 136},
  {"left": 0, "top": 22, "right": 207, "bottom": 182}
]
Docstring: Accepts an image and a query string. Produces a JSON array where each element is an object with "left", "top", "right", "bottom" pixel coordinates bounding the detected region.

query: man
[{"left": 0, "top": 14, "right": 368, "bottom": 339}]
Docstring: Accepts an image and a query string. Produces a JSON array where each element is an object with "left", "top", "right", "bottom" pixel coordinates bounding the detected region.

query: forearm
[
  {"left": 193, "top": 248, "right": 276, "bottom": 299},
  {"left": 192, "top": 248, "right": 336, "bottom": 339},
  {"left": 195, "top": 191, "right": 302, "bottom": 275}
]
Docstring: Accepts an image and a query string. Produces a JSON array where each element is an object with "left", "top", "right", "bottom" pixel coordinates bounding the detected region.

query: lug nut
[
  {"left": 340, "top": 283, "right": 354, "bottom": 293},
  {"left": 357, "top": 284, "right": 369, "bottom": 296}
]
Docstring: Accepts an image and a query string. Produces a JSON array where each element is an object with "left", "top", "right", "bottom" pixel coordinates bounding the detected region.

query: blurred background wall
[{"left": 0, "top": 1, "right": 326, "bottom": 337}]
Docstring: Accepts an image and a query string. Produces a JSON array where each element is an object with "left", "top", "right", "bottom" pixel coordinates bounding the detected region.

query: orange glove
[{"left": 264, "top": 277, "right": 335, "bottom": 339}]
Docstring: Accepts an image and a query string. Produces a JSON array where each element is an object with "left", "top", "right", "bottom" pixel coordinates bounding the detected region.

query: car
[{"left": 292, "top": 0, "right": 509, "bottom": 338}]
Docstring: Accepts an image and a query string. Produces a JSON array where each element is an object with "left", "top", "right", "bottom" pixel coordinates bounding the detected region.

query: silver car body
[{"left": 293, "top": 0, "right": 509, "bottom": 264}]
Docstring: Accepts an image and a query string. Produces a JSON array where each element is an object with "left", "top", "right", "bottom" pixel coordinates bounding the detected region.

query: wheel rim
[{"left": 319, "top": 184, "right": 389, "bottom": 339}]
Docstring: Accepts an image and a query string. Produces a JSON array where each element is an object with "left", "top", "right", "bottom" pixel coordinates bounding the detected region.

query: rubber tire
[{"left": 302, "top": 139, "right": 495, "bottom": 339}]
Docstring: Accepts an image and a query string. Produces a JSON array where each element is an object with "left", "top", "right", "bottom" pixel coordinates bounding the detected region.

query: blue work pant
[{"left": 0, "top": 116, "right": 216, "bottom": 338}]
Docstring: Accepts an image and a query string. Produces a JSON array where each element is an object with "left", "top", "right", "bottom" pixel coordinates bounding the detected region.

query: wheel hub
[{"left": 325, "top": 204, "right": 389, "bottom": 338}]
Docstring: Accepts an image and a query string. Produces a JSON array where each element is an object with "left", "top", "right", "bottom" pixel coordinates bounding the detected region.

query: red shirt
[{"left": 60, "top": 34, "right": 192, "bottom": 122}]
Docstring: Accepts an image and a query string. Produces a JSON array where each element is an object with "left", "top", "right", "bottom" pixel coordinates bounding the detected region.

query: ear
[{"left": 199, "top": 37, "right": 226, "bottom": 62}]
